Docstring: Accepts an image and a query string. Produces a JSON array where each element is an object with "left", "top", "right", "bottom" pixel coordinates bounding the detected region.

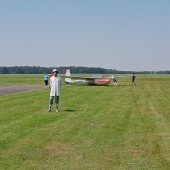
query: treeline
[{"left": 0, "top": 66, "right": 169, "bottom": 74}]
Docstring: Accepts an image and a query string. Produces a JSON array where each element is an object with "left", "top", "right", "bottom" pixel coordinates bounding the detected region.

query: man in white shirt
[{"left": 48, "top": 69, "right": 62, "bottom": 112}]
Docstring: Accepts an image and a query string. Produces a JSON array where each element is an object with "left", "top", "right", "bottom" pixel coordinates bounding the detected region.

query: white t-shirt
[{"left": 50, "top": 76, "right": 62, "bottom": 96}]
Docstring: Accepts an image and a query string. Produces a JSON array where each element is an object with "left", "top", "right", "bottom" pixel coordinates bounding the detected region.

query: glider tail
[{"left": 65, "top": 69, "right": 71, "bottom": 83}]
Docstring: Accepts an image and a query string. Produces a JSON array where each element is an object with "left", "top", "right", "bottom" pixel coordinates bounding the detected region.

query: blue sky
[{"left": 0, "top": 0, "right": 170, "bottom": 71}]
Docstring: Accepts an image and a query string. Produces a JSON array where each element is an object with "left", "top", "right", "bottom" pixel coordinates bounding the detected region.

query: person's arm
[{"left": 48, "top": 74, "right": 53, "bottom": 77}]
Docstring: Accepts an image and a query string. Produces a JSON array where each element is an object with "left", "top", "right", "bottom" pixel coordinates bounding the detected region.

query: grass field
[{"left": 0, "top": 74, "right": 170, "bottom": 170}]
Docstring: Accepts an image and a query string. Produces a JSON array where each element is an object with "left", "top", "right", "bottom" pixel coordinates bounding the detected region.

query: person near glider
[{"left": 48, "top": 69, "right": 62, "bottom": 112}]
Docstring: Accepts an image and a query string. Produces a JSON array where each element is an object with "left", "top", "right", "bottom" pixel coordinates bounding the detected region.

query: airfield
[
  {"left": 0, "top": 84, "right": 44, "bottom": 96},
  {"left": 0, "top": 74, "right": 169, "bottom": 169}
]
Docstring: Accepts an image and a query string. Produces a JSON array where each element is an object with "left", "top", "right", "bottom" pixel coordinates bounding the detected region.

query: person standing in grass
[
  {"left": 131, "top": 74, "right": 136, "bottom": 85},
  {"left": 111, "top": 75, "right": 118, "bottom": 86},
  {"left": 48, "top": 69, "right": 62, "bottom": 112},
  {"left": 44, "top": 74, "right": 49, "bottom": 88}
]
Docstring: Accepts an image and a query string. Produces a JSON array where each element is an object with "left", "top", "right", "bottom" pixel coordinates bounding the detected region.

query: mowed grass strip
[
  {"left": 0, "top": 75, "right": 170, "bottom": 170},
  {"left": 0, "top": 74, "right": 43, "bottom": 85}
]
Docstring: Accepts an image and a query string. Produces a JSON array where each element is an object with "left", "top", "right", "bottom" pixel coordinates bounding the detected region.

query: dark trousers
[
  {"left": 44, "top": 80, "right": 48, "bottom": 86},
  {"left": 49, "top": 96, "right": 59, "bottom": 105}
]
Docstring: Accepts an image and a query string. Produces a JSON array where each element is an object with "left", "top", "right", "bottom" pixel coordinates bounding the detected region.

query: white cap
[{"left": 53, "top": 69, "right": 58, "bottom": 73}]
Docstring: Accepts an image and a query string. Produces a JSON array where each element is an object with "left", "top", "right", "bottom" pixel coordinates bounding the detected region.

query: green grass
[
  {"left": 0, "top": 74, "right": 170, "bottom": 169},
  {"left": 0, "top": 74, "right": 43, "bottom": 85}
]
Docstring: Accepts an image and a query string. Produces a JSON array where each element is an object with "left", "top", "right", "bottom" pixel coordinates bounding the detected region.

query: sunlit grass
[{"left": 0, "top": 74, "right": 170, "bottom": 169}]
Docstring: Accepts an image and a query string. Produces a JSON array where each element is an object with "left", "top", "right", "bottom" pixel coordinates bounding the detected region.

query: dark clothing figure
[
  {"left": 131, "top": 74, "right": 136, "bottom": 85},
  {"left": 45, "top": 80, "right": 48, "bottom": 86}
]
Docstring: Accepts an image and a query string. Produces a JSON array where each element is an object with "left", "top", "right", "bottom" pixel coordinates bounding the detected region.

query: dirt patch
[{"left": 0, "top": 84, "right": 45, "bottom": 96}]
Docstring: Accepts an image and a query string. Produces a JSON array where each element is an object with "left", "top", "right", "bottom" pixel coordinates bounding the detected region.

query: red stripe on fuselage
[{"left": 95, "top": 79, "right": 110, "bottom": 85}]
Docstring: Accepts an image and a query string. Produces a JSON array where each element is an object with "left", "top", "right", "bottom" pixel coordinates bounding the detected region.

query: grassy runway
[{"left": 0, "top": 74, "right": 170, "bottom": 169}]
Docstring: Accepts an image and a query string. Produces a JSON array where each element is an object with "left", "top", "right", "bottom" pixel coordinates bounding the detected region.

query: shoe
[
  {"left": 56, "top": 109, "right": 59, "bottom": 112},
  {"left": 48, "top": 105, "right": 52, "bottom": 112}
]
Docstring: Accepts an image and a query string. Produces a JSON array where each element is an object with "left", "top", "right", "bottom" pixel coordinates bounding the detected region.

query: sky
[{"left": 0, "top": 0, "right": 170, "bottom": 71}]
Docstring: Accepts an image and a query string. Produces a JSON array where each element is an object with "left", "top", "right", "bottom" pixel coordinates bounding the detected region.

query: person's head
[{"left": 53, "top": 69, "right": 58, "bottom": 77}]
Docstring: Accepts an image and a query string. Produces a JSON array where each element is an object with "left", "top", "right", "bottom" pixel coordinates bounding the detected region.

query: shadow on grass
[
  {"left": 64, "top": 109, "right": 83, "bottom": 112},
  {"left": 115, "top": 84, "right": 138, "bottom": 87},
  {"left": 118, "top": 84, "right": 131, "bottom": 87}
]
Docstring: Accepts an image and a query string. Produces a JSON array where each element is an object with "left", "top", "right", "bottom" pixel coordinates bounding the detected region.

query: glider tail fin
[{"left": 65, "top": 70, "right": 71, "bottom": 83}]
